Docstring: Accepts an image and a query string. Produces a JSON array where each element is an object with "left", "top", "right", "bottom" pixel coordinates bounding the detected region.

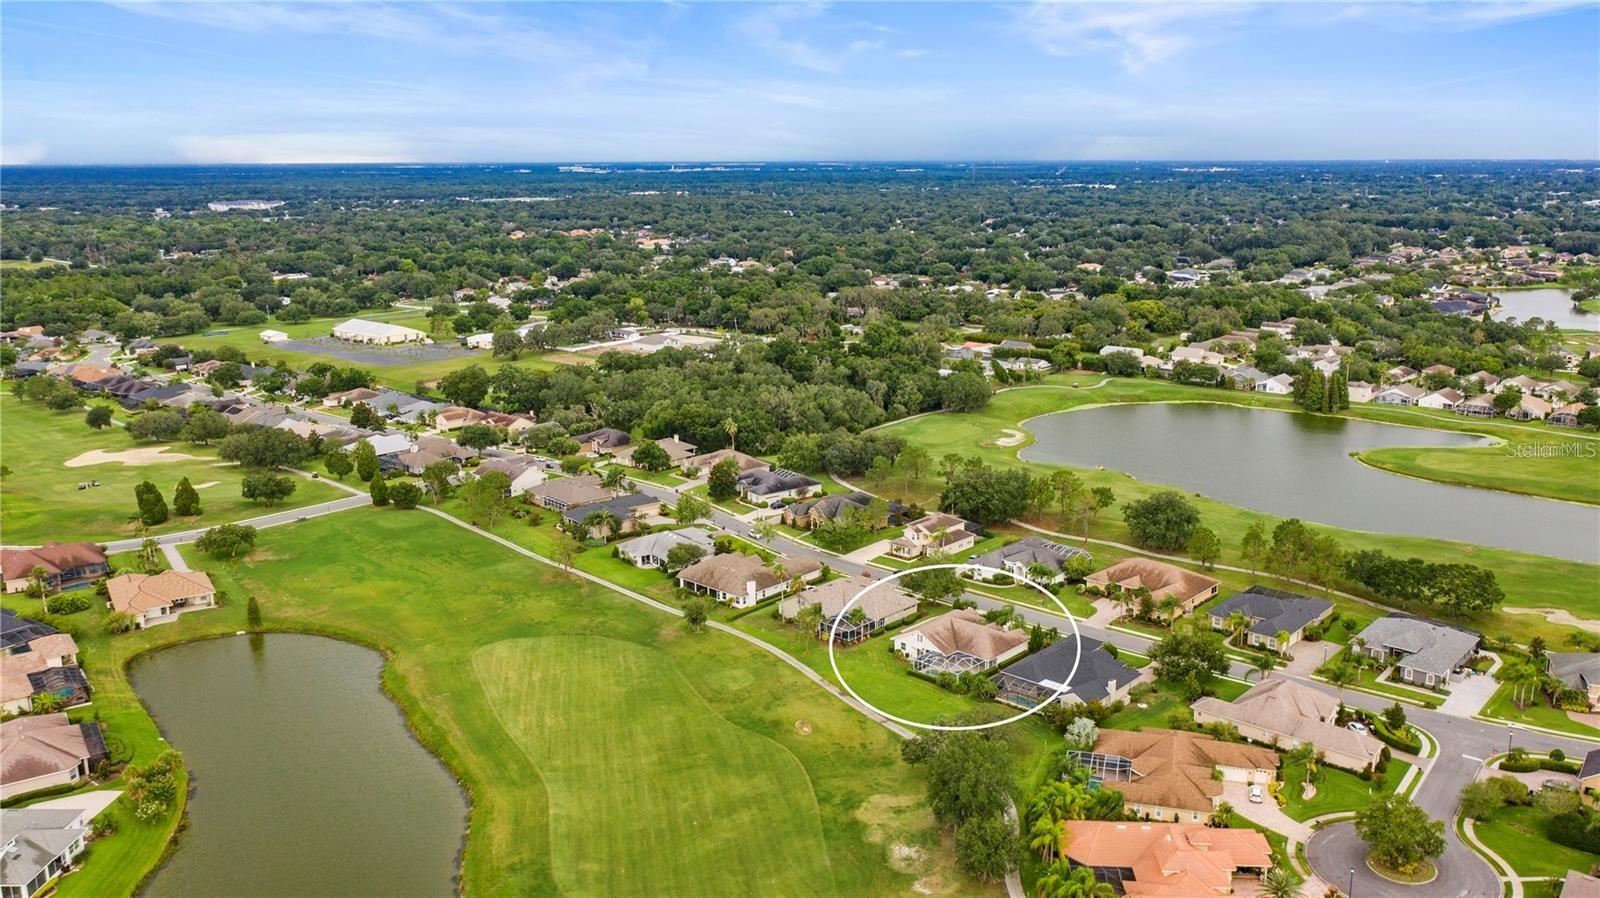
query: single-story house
[
  {"left": 0, "top": 714, "right": 108, "bottom": 800},
  {"left": 616, "top": 527, "right": 716, "bottom": 569},
  {"left": 1507, "top": 394, "right": 1552, "bottom": 421},
  {"left": 1374, "top": 384, "right": 1425, "bottom": 406},
  {"left": 332, "top": 318, "right": 427, "bottom": 345},
  {"left": 1192, "top": 678, "right": 1382, "bottom": 772},
  {"left": 1386, "top": 365, "right": 1418, "bottom": 383},
  {"left": 576, "top": 427, "right": 631, "bottom": 456},
  {"left": 676, "top": 552, "right": 822, "bottom": 608},
  {"left": 777, "top": 573, "right": 919, "bottom": 644},
  {"left": 736, "top": 468, "right": 819, "bottom": 503},
  {"left": 1076, "top": 729, "right": 1279, "bottom": 823},
  {"left": 1549, "top": 403, "right": 1590, "bottom": 427},
  {"left": 683, "top": 448, "right": 768, "bottom": 478},
  {"left": 995, "top": 636, "right": 1142, "bottom": 709},
  {"left": 1467, "top": 370, "right": 1501, "bottom": 390},
  {"left": 322, "top": 387, "right": 380, "bottom": 408},
  {"left": 1352, "top": 614, "right": 1480, "bottom": 690},
  {"left": 1418, "top": 388, "right": 1463, "bottom": 410},
  {"left": 1580, "top": 749, "right": 1600, "bottom": 792},
  {"left": 1420, "top": 364, "right": 1456, "bottom": 378},
  {"left": 0, "top": 631, "right": 87, "bottom": 716},
  {"left": 891, "top": 610, "right": 1028, "bottom": 674},
  {"left": 888, "top": 512, "right": 977, "bottom": 559},
  {"left": 528, "top": 474, "right": 614, "bottom": 511},
  {"left": 259, "top": 329, "right": 289, "bottom": 343},
  {"left": 344, "top": 432, "right": 413, "bottom": 462},
  {"left": 0, "top": 804, "right": 104, "bottom": 896},
  {"left": 614, "top": 434, "right": 698, "bottom": 468},
  {"left": 105, "top": 570, "right": 217, "bottom": 629},
  {"left": 1456, "top": 394, "right": 1499, "bottom": 418},
  {"left": 1547, "top": 653, "right": 1600, "bottom": 710},
  {"left": 0, "top": 610, "right": 59, "bottom": 655},
  {"left": 471, "top": 457, "right": 547, "bottom": 497},
  {"left": 560, "top": 493, "right": 659, "bottom": 540},
  {"left": 1085, "top": 559, "right": 1220, "bottom": 618},
  {"left": 1255, "top": 374, "right": 1293, "bottom": 395},
  {"left": 1205, "top": 586, "right": 1332, "bottom": 652},
  {"left": 1346, "top": 380, "right": 1377, "bottom": 404},
  {"left": 1060, "top": 821, "right": 1271, "bottom": 898},
  {"left": 971, "top": 536, "right": 1090, "bottom": 585},
  {"left": 1, "top": 543, "right": 110, "bottom": 595},
  {"left": 1561, "top": 871, "right": 1600, "bottom": 898}
]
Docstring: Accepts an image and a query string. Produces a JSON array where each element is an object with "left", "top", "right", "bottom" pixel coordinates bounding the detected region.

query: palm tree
[
  {"left": 1259, "top": 866, "right": 1302, "bottom": 898},
  {"left": 1253, "top": 652, "right": 1278, "bottom": 681},
  {"left": 1035, "top": 863, "right": 1114, "bottom": 898},
  {"left": 1224, "top": 610, "right": 1249, "bottom": 648},
  {"left": 1157, "top": 595, "right": 1181, "bottom": 624},
  {"left": 1274, "top": 630, "right": 1291, "bottom": 657},
  {"left": 1325, "top": 664, "right": 1356, "bottom": 703},
  {"left": 1211, "top": 801, "right": 1235, "bottom": 825},
  {"left": 1029, "top": 815, "right": 1065, "bottom": 864},
  {"left": 721, "top": 417, "right": 738, "bottom": 451}
]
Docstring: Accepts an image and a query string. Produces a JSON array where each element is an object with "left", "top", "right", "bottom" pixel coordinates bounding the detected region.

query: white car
[
  {"left": 1248, "top": 784, "right": 1264, "bottom": 803},
  {"left": 1346, "top": 721, "right": 1369, "bottom": 734}
]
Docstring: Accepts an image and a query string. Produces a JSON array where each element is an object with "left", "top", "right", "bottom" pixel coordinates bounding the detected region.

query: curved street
[{"left": 1307, "top": 821, "right": 1498, "bottom": 898}]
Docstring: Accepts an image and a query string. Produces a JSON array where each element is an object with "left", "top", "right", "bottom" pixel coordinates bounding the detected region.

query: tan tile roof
[
  {"left": 106, "top": 570, "right": 215, "bottom": 615},
  {"left": 0, "top": 714, "right": 96, "bottom": 784},
  {"left": 788, "top": 574, "right": 917, "bottom": 622},
  {"left": 1093, "top": 728, "right": 1279, "bottom": 813},
  {"left": 677, "top": 552, "right": 820, "bottom": 596},
  {"left": 1064, "top": 821, "right": 1271, "bottom": 897},
  {"left": 529, "top": 474, "right": 614, "bottom": 507},
  {"left": 684, "top": 448, "right": 767, "bottom": 473},
  {"left": 1085, "top": 559, "right": 1219, "bottom": 604},
  {"left": 1191, "top": 678, "right": 1380, "bottom": 766},
  {"left": 900, "top": 610, "right": 1027, "bottom": 662}
]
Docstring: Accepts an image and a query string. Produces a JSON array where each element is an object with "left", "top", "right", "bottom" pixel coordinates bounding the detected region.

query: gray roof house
[
  {"left": 995, "top": 636, "right": 1142, "bottom": 708},
  {"left": 1547, "top": 652, "right": 1600, "bottom": 710},
  {"left": 1206, "top": 587, "right": 1333, "bottom": 652},
  {"left": 736, "top": 468, "right": 819, "bottom": 501},
  {"left": 972, "top": 536, "right": 1090, "bottom": 584},
  {"left": 1580, "top": 748, "right": 1600, "bottom": 789},
  {"left": 560, "top": 493, "right": 658, "bottom": 536},
  {"left": 1353, "top": 614, "right": 1481, "bottom": 690},
  {"left": 0, "top": 807, "right": 93, "bottom": 898},
  {"left": 616, "top": 527, "right": 717, "bottom": 569}
]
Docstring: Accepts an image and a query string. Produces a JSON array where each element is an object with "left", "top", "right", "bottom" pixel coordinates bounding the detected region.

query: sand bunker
[
  {"left": 1503, "top": 606, "right": 1600, "bottom": 635},
  {"left": 193, "top": 481, "right": 221, "bottom": 489},
  {"left": 65, "top": 446, "right": 205, "bottom": 468},
  {"left": 995, "top": 428, "right": 1027, "bottom": 447}
]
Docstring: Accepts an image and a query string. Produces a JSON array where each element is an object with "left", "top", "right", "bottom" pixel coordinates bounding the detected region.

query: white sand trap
[
  {"left": 995, "top": 428, "right": 1027, "bottom": 447},
  {"left": 64, "top": 446, "right": 205, "bottom": 468},
  {"left": 1503, "top": 606, "right": 1600, "bottom": 635},
  {"left": 193, "top": 481, "right": 221, "bottom": 489}
]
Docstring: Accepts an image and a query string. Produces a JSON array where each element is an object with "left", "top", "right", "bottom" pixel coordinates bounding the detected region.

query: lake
[
  {"left": 132, "top": 634, "right": 467, "bottom": 898},
  {"left": 1491, "top": 288, "right": 1598, "bottom": 332},
  {"left": 1020, "top": 403, "right": 1600, "bottom": 563}
]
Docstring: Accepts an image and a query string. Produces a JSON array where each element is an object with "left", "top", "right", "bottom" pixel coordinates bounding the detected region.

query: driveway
[
  {"left": 841, "top": 539, "right": 892, "bottom": 565},
  {"left": 1284, "top": 640, "right": 1341, "bottom": 677},
  {"left": 1437, "top": 666, "right": 1501, "bottom": 718},
  {"left": 1223, "top": 781, "right": 1312, "bottom": 843}
]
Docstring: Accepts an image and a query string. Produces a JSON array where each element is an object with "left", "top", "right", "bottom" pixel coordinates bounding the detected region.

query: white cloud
[
  {"left": 171, "top": 131, "right": 412, "bottom": 164},
  {"left": 1, "top": 141, "right": 48, "bottom": 165},
  {"left": 1318, "top": 1, "right": 1596, "bottom": 29},
  {"left": 1015, "top": 2, "right": 1252, "bottom": 74},
  {"left": 731, "top": 4, "right": 884, "bottom": 73}
]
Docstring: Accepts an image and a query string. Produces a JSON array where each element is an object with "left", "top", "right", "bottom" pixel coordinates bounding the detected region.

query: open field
[
  {"left": 1102, "top": 678, "right": 1249, "bottom": 731},
  {"left": 167, "top": 310, "right": 564, "bottom": 391},
  {"left": 1280, "top": 758, "right": 1412, "bottom": 821},
  {"left": 0, "top": 393, "right": 345, "bottom": 544},
  {"left": 70, "top": 509, "right": 987, "bottom": 898},
  {"left": 1472, "top": 804, "right": 1600, "bottom": 878},
  {"left": 868, "top": 376, "right": 1600, "bottom": 646},
  {"left": 1481, "top": 683, "right": 1600, "bottom": 739}
]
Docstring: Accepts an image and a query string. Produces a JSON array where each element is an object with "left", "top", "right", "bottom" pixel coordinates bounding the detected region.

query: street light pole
[{"left": 1349, "top": 867, "right": 1356, "bottom": 897}]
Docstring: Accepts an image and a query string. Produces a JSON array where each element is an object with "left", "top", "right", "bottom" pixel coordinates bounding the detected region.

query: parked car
[
  {"left": 1346, "top": 721, "right": 1369, "bottom": 734},
  {"left": 1248, "top": 784, "right": 1264, "bottom": 803}
]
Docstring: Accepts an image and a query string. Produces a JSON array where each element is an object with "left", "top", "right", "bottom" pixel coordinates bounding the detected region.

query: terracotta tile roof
[
  {"left": 1085, "top": 559, "right": 1219, "bottom": 604},
  {"left": 1092, "top": 728, "right": 1279, "bottom": 813},
  {"left": 900, "top": 610, "right": 1027, "bottom": 662},
  {"left": 105, "top": 570, "right": 214, "bottom": 615},
  {"left": 1063, "top": 821, "right": 1271, "bottom": 898},
  {"left": 1, "top": 542, "right": 107, "bottom": 582}
]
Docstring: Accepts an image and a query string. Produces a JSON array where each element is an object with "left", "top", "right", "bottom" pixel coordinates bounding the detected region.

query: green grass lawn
[
  {"left": 1280, "top": 759, "right": 1412, "bottom": 821},
  {"left": 868, "top": 377, "right": 1600, "bottom": 647},
  {"left": 156, "top": 509, "right": 992, "bottom": 898},
  {"left": 1314, "top": 654, "right": 1447, "bottom": 708},
  {"left": 1473, "top": 804, "right": 1600, "bottom": 878},
  {"left": 1102, "top": 678, "right": 1249, "bottom": 732},
  {"left": 1481, "top": 683, "right": 1600, "bottom": 739},
  {"left": 0, "top": 394, "right": 345, "bottom": 543}
]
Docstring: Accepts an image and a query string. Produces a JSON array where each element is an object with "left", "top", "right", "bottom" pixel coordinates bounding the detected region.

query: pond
[
  {"left": 1491, "top": 288, "right": 1598, "bottom": 332},
  {"left": 132, "top": 633, "right": 467, "bottom": 898},
  {"left": 1020, "top": 403, "right": 1600, "bottom": 563}
]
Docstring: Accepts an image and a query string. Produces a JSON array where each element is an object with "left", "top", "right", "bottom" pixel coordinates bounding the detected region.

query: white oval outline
[{"left": 826, "top": 562, "right": 1082, "bottom": 732}]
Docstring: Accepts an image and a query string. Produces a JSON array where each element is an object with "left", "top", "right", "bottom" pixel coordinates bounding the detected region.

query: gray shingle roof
[
  {"left": 1581, "top": 748, "right": 1600, "bottom": 781},
  {"left": 737, "top": 467, "right": 818, "bottom": 497},
  {"left": 1548, "top": 652, "right": 1600, "bottom": 693},
  {"left": 997, "top": 636, "right": 1138, "bottom": 702},
  {"left": 1354, "top": 614, "right": 1480, "bottom": 679},
  {"left": 1210, "top": 586, "right": 1333, "bottom": 638},
  {"left": 561, "top": 492, "right": 655, "bottom": 525},
  {"left": 974, "top": 536, "right": 1089, "bottom": 574}
]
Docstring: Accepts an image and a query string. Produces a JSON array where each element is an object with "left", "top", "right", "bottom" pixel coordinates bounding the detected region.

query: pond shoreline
[{"left": 125, "top": 626, "right": 472, "bottom": 898}]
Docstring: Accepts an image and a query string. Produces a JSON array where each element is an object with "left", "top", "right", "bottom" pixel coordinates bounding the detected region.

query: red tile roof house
[
  {"left": 1060, "top": 820, "right": 1272, "bottom": 898},
  {"left": 675, "top": 552, "right": 822, "bottom": 609},
  {"left": 105, "top": 570, "right": 217, "bottom": 629},
  {"left": 1, "top": 543, "right": 110, "bottom": 595},
  {"left": 1, "top": 633, "right": 87, "bottom": 715}
]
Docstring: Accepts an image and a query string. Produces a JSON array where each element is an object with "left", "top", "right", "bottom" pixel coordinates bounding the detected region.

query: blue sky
[{"left": 3, "top": 2, "right": 1597, "bottom": 164}]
